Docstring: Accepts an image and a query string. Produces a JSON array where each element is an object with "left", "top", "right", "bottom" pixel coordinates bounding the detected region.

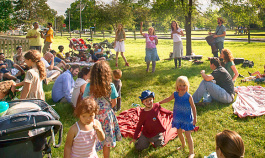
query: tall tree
[
  {"left": 0, "top": 0, "right": 14, "bottom": 32},
  {"left": 13, "top": 0, "right": 56, "bottom": 28},
  {"left": 212, "top": 0, "right": 263, "bottom": 28},
  {"left": 64, "top": 0, "right": 96, "bottom": 31}
]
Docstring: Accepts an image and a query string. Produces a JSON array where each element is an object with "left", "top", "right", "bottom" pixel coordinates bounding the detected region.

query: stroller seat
[{"left": 0, "top": 99, "right": 63, "bottom": 158}]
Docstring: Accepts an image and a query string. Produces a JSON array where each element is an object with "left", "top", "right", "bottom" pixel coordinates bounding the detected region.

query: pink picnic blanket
[
  {"left": 233, "top": 86, "right": 265, "bottom": 118},
  {"left": 117, "top": 107, "right": 199, "bottom": 146}
]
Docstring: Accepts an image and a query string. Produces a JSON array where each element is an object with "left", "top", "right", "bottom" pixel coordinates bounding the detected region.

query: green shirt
[
  {"left": 225, "top": 61, "right": 235, "bottom": 78},
  {"left": 26, "top": 29, "right": 43, "bottom": 46}
]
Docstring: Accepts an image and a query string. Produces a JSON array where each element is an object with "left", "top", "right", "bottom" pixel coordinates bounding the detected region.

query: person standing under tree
[
  {"left": 208, "top": 17, "right": 226, "bottom": 57},
  {"left": 171, "top": 21, "right": 184, "bottom": 69},
  {"left": 114, "top": 24, "right": 129, "bottom": 67}
]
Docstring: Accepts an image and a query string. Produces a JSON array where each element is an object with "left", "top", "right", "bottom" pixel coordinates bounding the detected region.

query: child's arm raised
[
  {"left": 159, "top": 93, "right": 174, "bottom": 104},
  {"left": 64, "top": 125, "right": 77, "bottom": 158},
  {"left": 93, "top": 119, "right": 105, "bottom": 141},
  {"left": 140, "top": 22, "right": 145, "bottom": 37},
  {"left": 189, "top": 96, "right": 197, "bottom": 125}
]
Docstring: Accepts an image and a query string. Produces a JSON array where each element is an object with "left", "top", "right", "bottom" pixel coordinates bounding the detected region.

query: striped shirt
[{"left": 71, "top": 122, "right": 98, "bottom": 158}]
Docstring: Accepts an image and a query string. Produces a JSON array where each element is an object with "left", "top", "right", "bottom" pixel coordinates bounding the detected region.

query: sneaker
[{"left": 238, "top": 74, "right": 244, "bottom": 78}]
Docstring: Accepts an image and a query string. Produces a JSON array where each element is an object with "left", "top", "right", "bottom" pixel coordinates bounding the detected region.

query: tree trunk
[{"left": 185, "top": 0, "right": 192, "bottom": 56}]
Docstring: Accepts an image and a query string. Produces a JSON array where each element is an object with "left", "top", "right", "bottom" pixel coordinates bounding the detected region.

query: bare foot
[
  {"left": 188, "top": 153, "right": 195, "bottom": 158},
  {"left": 177, "top": 146, "right": 184, "bottom": 150}
]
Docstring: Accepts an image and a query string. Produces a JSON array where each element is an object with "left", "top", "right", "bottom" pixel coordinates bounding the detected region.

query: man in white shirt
[{"left": 41, "top": 52, "right": 61, "bottom": 84}]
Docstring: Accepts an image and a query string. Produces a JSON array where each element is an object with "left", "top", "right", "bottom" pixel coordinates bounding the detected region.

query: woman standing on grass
[
  {"left": 13, "top": 50, "right": 46, "bottom": 100},
  {"left": 171, "top": 21, "right": 184, "bottom": 69},
  {"left": 140, "top": 21, "right": 159, "bottom": 73},
  {"left": 220, "top": 49, "right": 239, "bottom": 82},
  {"left": 114, "top": 24, "right": 129, "bottom": 67}
]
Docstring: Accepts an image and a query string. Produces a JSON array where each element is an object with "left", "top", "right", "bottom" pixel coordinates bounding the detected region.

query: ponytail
[{"left": 24, "top": 50, "right": 46, "bottom": 80}]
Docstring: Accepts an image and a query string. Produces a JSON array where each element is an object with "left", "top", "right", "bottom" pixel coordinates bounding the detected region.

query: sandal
[
  {"left": 115, "top": 63, "right": 118, "bottom": 67},
  {"left": 125, "top": 62, "right": 129, "bottom": 66}
]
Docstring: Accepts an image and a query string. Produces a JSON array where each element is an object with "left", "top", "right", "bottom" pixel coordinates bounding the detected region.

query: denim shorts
[{"left": 145, "top": 48, "right": 160, "bottom": 62}]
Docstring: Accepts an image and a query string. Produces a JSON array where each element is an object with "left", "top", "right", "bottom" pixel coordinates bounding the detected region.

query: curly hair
[
  {"left": 222, "top": 49, "right": 234, "bottom": 62},
  {"left": 24, "top": 50, "right": 46, "bottom": 80},
  {"left": 74, "top": 97, "right": 99, "bottom": 117},
  {"left": 89, "top": 61, "right": 112, "bottom": 98},
  {"left": 0, "top": 80, "right": 15, "bottom": 95}
]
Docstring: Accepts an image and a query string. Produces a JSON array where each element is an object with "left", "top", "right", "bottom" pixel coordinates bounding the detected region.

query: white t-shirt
[
  {"left": 41, "top": 57, "right": 50, "bottom": 68},
  {"left": 171, "top": 28, "right": 182, "bottom": 42}
]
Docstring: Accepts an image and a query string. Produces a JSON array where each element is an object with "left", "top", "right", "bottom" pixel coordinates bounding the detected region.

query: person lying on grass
[{"left": 130, "top": 90, "right": 172, "bottom": 151}]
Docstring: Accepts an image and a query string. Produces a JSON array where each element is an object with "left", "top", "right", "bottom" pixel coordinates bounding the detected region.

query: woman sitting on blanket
[{"left": 130, "top": 90, "right": 172, "bottom": 151}]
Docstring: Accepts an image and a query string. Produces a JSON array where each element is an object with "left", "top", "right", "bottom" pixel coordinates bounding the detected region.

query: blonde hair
[
  {"left": 149, "top": 27, "right": 156, "bottom": 35},
  {"left": 116, "top": 24, "right": 124, "bottom": 33},
  {"left": 175, "top": 76, "right": 190, "bottom": 92}
]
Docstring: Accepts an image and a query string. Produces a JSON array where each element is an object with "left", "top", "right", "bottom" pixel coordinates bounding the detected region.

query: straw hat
[{"left": 217, "top": 17, "right": 225, "bottom": 23}]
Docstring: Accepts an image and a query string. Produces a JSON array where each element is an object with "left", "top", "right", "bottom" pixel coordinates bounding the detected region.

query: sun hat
[
  {"left": 217, "top": 17, "right": 225, "bottom": 23},
  {"left": 139, "top": 90, "right": 155, "bottom": 100}
]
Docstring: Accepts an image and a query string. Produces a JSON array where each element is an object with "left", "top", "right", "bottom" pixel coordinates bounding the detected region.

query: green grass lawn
[{"left": 47, "top": 37, "right": 265, "bottom": 158}]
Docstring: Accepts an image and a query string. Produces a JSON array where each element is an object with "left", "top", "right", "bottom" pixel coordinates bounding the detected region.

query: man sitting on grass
[
  {"left": 52, "top": 65, "right": 80, "bottom": 103},
  {"left": 192, "top": 57, "right": 234, "bottom": 106},
  {"left": 41, "top": 52, "right": 61, "bottom": 84}
]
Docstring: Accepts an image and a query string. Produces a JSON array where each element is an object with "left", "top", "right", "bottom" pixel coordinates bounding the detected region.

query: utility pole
[
  {"left": 80, "top": 0, "right": 82, "bottom": 38},
  {"left": 69, "top": 9, "right": 71, "bottom": 33}
]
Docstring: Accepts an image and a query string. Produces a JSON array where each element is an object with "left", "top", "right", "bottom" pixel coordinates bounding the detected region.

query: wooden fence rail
[
  {"left": 59, "top": 28, "right": 265, "bottom": 43},
  {"left": 0, "top": 36, "right": 29, "bottom": 58}
]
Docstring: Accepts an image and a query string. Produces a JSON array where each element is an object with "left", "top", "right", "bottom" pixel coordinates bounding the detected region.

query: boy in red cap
[{"left": 130, "top": 90, "right": 172, "bottom": 151}]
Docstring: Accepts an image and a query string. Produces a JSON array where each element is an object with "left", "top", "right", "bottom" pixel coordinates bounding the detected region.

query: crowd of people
[{"left": 0, "top": 18, "right": 252, "bottom": 158}]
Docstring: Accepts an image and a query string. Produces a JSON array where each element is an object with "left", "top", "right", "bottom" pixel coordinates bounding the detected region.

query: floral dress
[{"left": 83, "top": 83, "right": 122, "bottom": 151}]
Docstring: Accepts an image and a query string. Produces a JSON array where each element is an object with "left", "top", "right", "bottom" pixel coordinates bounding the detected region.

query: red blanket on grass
[
  {"left": 117, "top": 107, "right": 199, "bottom": 146},
  {"left": 233, "top": 86, "right": 265, "bottom": 118}
]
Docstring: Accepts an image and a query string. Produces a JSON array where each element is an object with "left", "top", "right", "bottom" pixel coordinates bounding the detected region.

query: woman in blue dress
[{"left": 159, "top": 76, "right": 197, "bottom": 158}]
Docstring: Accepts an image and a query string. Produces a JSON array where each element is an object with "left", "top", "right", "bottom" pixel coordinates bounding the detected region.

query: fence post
[
  {"left": 134, "top": 31, "right": 136, "bottom": 40},
  {"left": 102, "top": 30, "right": 105, "bottom": 39},
  {"left": 248, "top": 28, "right": 250, "bottom": 43}
]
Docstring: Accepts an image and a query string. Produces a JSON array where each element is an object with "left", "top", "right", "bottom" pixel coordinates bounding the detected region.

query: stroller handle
[{"left": 0, "top": 120, "right": 63, "bottom": 148}]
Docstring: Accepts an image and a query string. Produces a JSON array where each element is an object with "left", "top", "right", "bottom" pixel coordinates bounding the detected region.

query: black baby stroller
[{"left": 0, "top": 99, "right": 63, "bottom": 158}]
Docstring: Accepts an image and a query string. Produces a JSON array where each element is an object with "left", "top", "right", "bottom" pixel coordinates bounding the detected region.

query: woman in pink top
[
  {"left": 64, "top": 97, "right": 105, "bottom": 158},
  {"left": 140, "top": 22, "right": 160, "bottom": 73}
]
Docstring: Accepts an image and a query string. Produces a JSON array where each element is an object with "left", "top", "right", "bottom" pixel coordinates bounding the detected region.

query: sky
[{"left": 47, "top": 0, "right": 216, "bottom": 16}]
